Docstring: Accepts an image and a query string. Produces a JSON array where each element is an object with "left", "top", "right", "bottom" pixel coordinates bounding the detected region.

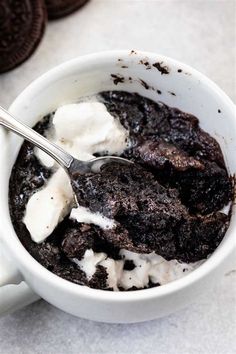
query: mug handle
[{"left": 0, "top": 242, "right": 40, "bottom": 316}]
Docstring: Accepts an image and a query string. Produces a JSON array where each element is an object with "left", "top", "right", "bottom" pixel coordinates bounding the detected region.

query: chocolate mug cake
[{"left": 9, "top": 91, "right": 233, "bottom": 291}]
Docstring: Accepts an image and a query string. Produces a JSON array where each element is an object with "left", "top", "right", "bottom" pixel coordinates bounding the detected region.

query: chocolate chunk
[
  {"left": 53, "top": 262, "right": 88, "bottom": 286},
  {"left": 101, "top": 91, "right": 225, "bottom": 167},
  {"left": 125, "top": 139, "right": 232, "bottom": 215},
  {"left": 170, "top": 160, "right": 233, "bottom": 215},
  {"left": 45, "top": 0, "right": 90, "bottom": 20},
  {"left": 88, "top": 265, "right": 108, "bottom": 290},
  {"left": 164, "top": 109, "right": 225, "bottom": 168},
  {"left": 178, "top": 212, "right": 229, "bottom": 262},
  {"left": 61, "top": 225, "right": 96, "bottom": 260},
  {"left": 130, "top": 139, "right": 204, "bottom": 172},
  {"left": 101, "top": 225, "right": 150, "bottom": 254},
  {"left": 0, "top": 0, "right": 47, "bottom": 73}
]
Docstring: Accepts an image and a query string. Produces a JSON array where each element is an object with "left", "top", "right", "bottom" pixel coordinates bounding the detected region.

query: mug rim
[{"left": 1, "top": 50, "right": 236, "bottom": 302}]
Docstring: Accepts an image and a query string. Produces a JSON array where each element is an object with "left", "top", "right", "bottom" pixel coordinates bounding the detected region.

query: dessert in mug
[{"left": 9, "top": 91, "right": 233, "bottom": 291}]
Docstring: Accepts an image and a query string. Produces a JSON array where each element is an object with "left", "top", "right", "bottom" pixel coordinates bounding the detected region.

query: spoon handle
[{"left": 0, "top": 106, "right": 73, "bottom": 169}]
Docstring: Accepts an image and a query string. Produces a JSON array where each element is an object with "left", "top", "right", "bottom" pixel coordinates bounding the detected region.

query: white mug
[{"left": 0, "top": 50, "right": 235, "bottom": 323}]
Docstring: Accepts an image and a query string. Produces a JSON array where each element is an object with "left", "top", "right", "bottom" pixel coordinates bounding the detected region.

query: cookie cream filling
[
  {"left": 23, "top": 100, "right": 201, "bottom": 290},
  {"left": 70, "top": 206, "right": 115, "bottom": 230}
]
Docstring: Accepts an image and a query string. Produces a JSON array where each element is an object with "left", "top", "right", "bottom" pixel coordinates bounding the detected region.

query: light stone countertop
[{"left": 0, "top": 1, "right": 236, "bottom": 353}]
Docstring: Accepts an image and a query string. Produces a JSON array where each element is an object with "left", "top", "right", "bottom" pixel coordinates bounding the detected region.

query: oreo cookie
[
  {"left": 45, "top": 0, "right": 90, "bottom": 20},
  {"left": 0, "top": 0, "right": 47, "bottom": 74}
]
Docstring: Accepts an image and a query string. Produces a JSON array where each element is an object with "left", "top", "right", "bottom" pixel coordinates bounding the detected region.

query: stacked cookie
[{"left": 0, "top": 0, "right": 90, "bottom": 73}]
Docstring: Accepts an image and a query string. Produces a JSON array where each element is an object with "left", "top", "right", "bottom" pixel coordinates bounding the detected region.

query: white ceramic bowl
[{"left": 0, "top": 50, "right": 235, "bottom": 323}]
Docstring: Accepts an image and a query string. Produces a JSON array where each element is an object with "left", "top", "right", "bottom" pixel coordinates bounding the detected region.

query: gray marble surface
[{"left": 0, "top": 1, "right": 236, "bottom": 353}]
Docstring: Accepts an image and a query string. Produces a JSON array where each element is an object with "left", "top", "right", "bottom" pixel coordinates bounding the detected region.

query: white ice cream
[
  {"left": 35, "top": 102, "right": 128, "bottom": 168},
  {"left": 23, "top": 168, "right": 73, "bottom": 243},
  {"left": 23, "top": 99, "right": 202, "bottom": 290},
  {"left": 72, "top": 249, "right": 201, "bottom": 290},
  {"left": 72, "top": 250, "right": 107, "bottom": 279}
]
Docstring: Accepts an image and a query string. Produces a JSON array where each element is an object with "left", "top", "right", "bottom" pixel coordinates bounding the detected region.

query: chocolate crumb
[
  {"left": 111, "top": 74, "right": 125, "bottom": 85},
  {"left": 139, "top": 79, "right": 149, "bottom": 90},
  {"left": 89, "top": 265, "right": 108, "bottom": 289},
  {"left": 139, "top": 59, "right": 151, "bottom": 69},
  {"left": 152, "top": 62, "right": 170, "bottom": 74}
]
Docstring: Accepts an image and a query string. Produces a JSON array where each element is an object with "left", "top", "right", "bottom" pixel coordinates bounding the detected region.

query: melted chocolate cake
[{"left": 9, "top": 91, "right": 233, "bottom": 290}]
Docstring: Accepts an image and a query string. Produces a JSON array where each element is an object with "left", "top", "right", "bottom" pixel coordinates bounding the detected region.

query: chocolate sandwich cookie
[
  {"left": 45, "top": 0, "right": 90, "bottom": 20},
  {"left": 0, "top": 0, "right": 47, "bottom": 74}
]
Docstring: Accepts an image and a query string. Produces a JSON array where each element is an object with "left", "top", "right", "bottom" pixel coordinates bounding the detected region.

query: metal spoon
[{"left": 0, "top": 106, "right": 132, "bottom": 178}]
